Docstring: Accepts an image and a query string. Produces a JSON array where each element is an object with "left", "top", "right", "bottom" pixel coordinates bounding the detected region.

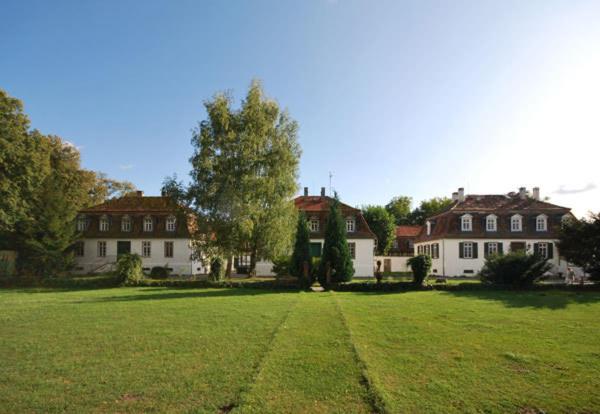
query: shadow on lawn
[{"left": 440, "top": 288, "right": 600, "bottom": 310}]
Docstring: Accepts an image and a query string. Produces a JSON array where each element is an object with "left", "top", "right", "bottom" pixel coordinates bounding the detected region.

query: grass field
[{"left": 1, "top": 287, "right": 599, "bottom": 413}]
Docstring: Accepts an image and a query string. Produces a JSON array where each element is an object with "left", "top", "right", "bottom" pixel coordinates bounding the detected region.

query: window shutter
[
  {"left": 547, "top": 242, "right": 554, "bottom": 259},
  {"left": 533, "top": 243, "right": 539, "bottom": 257},
  {"left": 484, "top": 242, "right": 489, "bottom": 258},
  {"left": 473, "top": 242, "right": 478, "bottom": 259},
  {"left": 459, "top": 242, "right": 464, "bottom": 258},
  {"left": 498, "top": 242, "right": 504, "bottom": 255}
]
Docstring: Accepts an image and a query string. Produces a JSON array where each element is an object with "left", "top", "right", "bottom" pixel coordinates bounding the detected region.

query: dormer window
[
  {"left": 511, "top": 214, "right": 523, "bottom": 232},
  {"left": 143, "top": 216, "right": 153, "bottom": 232},
  {"left": 536, "top": 214, "right": 548, "bottom": 231},
  {"left": 426, "top": 220, "right": 432, "bottom": 236},
  {"left": 346, "top": 217, "right": 356, "bottom": 233},
  {"left": 99, "top": 215, "right": 109, "bottom": 232},
  {"left": 309, "top": 217, "right": 319, "bottom": 232},
  {"left": 461, "top": 214, "right": 472, "bottom": 232},
  {"left": 121, "top": 215, "right": 132, "bottom": 232},
  {"left": 166, "top": 215, "right": 176, "bottom": 232},
  {"left": 486, "top": 214, "right": 497, "bottom": 232},
  {"left": 76, "top": 215, "right": 87, "bottom": 232}
]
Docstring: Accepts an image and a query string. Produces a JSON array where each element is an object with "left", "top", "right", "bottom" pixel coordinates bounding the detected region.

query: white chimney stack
[
  {"left": 519, "top": 187, "right": 527, "bottom": 199},
  {"left": 532, "top": 187, "right": 540, "bottom": 200},
  {"left": 452, "top": 192, "right": 459, "bottom": 202},
  {"left": 458, "top": 187, "right": 465, "bottom": 202}
]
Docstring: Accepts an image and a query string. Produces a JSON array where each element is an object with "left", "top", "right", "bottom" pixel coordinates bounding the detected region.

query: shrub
[
  {"left": 115, "top": 253, "right": 143, "bottom": 285},
  {"left": 480, "top": 252, "right": 551, "bottom": 287},
  {"left": 271, "top": 256, "right": 291, "bottom": 279},
  {"left": 149, "top": 266, "right": 170, "bottom": 279},
  {"left": 407, "top": 254, "right": 432, "bottom": 286},
  {"left": 209, "top": 257, "right": 225, "bottom": 281},
  {"left": 290, "top": 212, "right": 312, "bottom": 283}
]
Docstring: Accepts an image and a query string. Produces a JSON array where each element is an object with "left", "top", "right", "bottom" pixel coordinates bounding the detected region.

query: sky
[{"left": 2, "top": 0, "right": 599, "bottom": 217}]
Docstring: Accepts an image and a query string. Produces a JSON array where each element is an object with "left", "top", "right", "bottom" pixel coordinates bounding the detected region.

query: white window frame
[
  {"left": 511, "top": 214, "right": 522, "bottom": 232},
  {"left": 348, "top": 242, "right": 356, "bottom": 259},
  {"left": 536, "top": 214, "right": 548, "bottom": 232},
  {"left": 97, "top": 241, "right": 107, "bottom": 257},
  {"left": 487, "top": 242, "right": 498, "bottom": 255},
  {"left": 76, "top": 216, "right": 86, "bottom": 232},
  {"left": 164, "top": 241, "right": 174, "bottom": 258},
  {"left": 99, "top": 216, "right": 109, "bottom": 232},
  {"left": 142, "top": 241, "right": 151, "bottom": 257},
  {"left": 538, "top": 242, "right": 549, "bottom": 259},
  {"left": 121, "top": 215, "right": 132, "bottom": 232},
  {"left": 143, "top": 216, "right": 153, "bottom": 232},
  {"left": 346, "top": 217, "right": 356, "bottom": 233},
  {"left": 309, "top": 217, "right": 319, "bottom": 232},
  {"left": 463, "top": 242, "right": 474, "bottom": 259},
  {"left": 486, "top": 214, "right": 497, "bottom": 232},
  {"left": 166, "top": 215, "right": 177, "bottom": 232},
  {"left": 461, "top": 214, "right": 472, "bottom": 232},
  {"left": 426, "top": 221, "right": 431, "bottom": 236}
]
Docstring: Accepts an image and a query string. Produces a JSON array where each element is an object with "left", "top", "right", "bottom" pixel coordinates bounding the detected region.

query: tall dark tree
[
  {"left": 317, "top": 195, "right": 354, "bottom": 286},
  {"left": 362, "top": 205, "right": 395, "bottom": 255},
  {"left": 558, "top": 213, "right": 600, "bottom": 280},
  {"left": 385, "top": 196, "right": 412, "bottom": 225},
  {"left": 290, "top": 212, "right": 311, "bottom": 285}
]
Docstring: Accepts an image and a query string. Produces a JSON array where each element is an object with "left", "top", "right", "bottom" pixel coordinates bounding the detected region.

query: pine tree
[
  {"left": 318, "top": 194, "right": 354, "bottom": 286},
  {"left": 290, "top": 212, "right": 311, "bottom": 286}
]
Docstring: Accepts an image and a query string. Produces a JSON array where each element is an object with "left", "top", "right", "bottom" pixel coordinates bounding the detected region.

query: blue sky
[{"left": 2, "top": 0, "right": 599, "bottom": 217}]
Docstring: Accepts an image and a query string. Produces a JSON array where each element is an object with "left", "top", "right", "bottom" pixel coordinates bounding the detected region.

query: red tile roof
[
  {"left": 81, "top": 196, "right": 180, "bottom": 213},
  {"left": 294, "top": 195, "right": 359, "bottom": 213},
  {"left": 396, "top": 225, "right": 422, "bottom": 237}
]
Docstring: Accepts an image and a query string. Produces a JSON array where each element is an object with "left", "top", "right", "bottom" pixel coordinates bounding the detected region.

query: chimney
[
  {"left": 320, "top": 187, "right": 326, "bottom": 197},
  {"left": 452, "top": 192, "right": 459, "bottom": 202},
  {"left": 458, "top": 187, "right": 465, "bottom": 202},
  {"left": 519, "top": 187, "right": 527, "bottom": 199},
  {"left": 532, "top": 187, "right": 540, "bottom": 200},
  {"left": 136, "top": 190, "right": 144, "bottom": 197},
  {"left": 303, "top": 187, "right": 308, "bottom": 196}
]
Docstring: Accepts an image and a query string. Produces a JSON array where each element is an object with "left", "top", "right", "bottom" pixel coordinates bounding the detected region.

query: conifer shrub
[
  {"left": 209, "top": 257, "right": 225, "bottom": 281},
  {"left": 149, "top": 266, "right": 170, "bottom": 279},
  {"left": 480, "top": 252, "right": 551, "bottom": 287},
  {"left": 407, "top": 254, "right": 432, "bottom": 286},
  {"left": 116, "top": 253, "right": 143, "bottom": 285},
  {"left": 271, "top": 256, "right": 291, "bottom": 279}
]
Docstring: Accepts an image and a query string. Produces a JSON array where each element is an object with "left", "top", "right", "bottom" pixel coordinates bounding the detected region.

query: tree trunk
[
  {"left": 249, "top": 248, "right": 257, "bottom": 278},
  {"left": 225, "top": 256, "right": 233, "bottom": 278}
]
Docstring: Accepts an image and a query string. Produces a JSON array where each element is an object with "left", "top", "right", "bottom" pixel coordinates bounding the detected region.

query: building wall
[
  {"left": 415, "top": 239, "right": 570, "bottom": 277},
  {"left": 74, "top": 238, "right": 205, "bottom": 275},
  {"left": 374, "top": 256, "right": 411, "bottom": 273}
]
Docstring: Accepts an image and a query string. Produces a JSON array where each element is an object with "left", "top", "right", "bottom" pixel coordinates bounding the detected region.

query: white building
[
  {"left": 73, "top": 192, "right": 205, "bottom": 275},
  {"left": 414, "top": 187, "right": 576, "bottom": 277}
]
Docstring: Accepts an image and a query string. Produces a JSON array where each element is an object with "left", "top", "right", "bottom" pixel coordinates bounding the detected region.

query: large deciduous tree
[
  {"left": 409, "top": 197, "right": 453, "bottom": 225},
  {"left": 188, "top": 80, "right": 301, "bottom": 275},
  {"left": 362, "top": 205, "right": 395, "bottom": 255},
  {"left": 385, "top": 196, "right": 412, "bottom": 225},
  {"left": 558, "top": 213, "right": 600, "bottom": 280},
  {"left": 87, "top": 172, "right": 137, "bottom": 206}
]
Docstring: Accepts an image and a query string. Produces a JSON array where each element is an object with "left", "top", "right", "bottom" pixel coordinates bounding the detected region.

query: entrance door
[
  {"left": 384, "top": 258, "right": 392, "bottom": 273},
  {"left": 510, "top": 242, "right": 526, "bottom": 253},
  {"left": 117, "top": 241, "right": 131, "bottom": 256}
]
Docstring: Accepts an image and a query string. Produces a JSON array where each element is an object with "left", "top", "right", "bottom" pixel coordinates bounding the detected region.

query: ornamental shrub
[
  {"left": 407, "top": 254, "right": 432, "bottom": 286},
  {"left": 480, "top": 252, "right": 551, "bottom": 287},
  {"left": 271, "top": 255, "right": 291, "bottom": 279},
  {"left": 209, "top": 257, "right": 225, "bottom": 281},
  {"left": 290, "top": 212, "right": 312, "bottom": 285},
  {"left": 116, "top": 253, "right": 143, "bottom": 285},
  {"left": 149, "top": 266, "right": 170, "bottom": 279}
]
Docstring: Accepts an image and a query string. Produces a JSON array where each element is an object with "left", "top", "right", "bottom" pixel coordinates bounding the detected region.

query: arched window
[
  {"left": 309, "top": 217, "right": 319, "bottom": 232},
  {"left": 143, "top": 216, "right": 153, "bottom": 232},
  {"left": 99, "top": 215, "right": 109, "bottom": 232},
  {"left": 76, "top": 215, "right": 87, "bottom": 232},
  {"left": 536, "top": 214, "right": 548, "bottom": 231},
  {"left": 166, "top": 215, "right": 176, "bottom": 232},
  {"left": 461, "top": 214, "right": 472, "bottom": 232},
  {"left": 486, "top": 214, "right": 497, "bottom": 232},
  {"left": 511, "top": 214, "right": 522, "bottom": 232},
  {"left": 346, "top": 216, "right": 356, "bottom": 233},
  {"left": 121, "top": 215, "right": 132, "bottom": 232}
]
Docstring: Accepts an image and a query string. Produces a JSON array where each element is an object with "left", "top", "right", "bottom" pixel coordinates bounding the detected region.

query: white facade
[
  {"left": 374, "top": 256, "right": 411, "bottom": 273},
  {"left": 73, "top": 238, "right": 205, "bottom": 275},
  {"left": 415, "top": 239, "right": 570, "bottom": 277}
]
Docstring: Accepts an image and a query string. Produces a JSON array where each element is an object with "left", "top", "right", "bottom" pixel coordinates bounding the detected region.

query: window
[
  {"left": 346, "top": 217, "right": 356, "bottom": 233},
  {"left": 463, "top": 242, "right": 473, "bottom": 259},
  {"left": 538, "top": 242, "right": 548, "bottom": 259},
  {"left": 486, "top": 215, "right": 497, "bottom": 232},
  {"left": 461, "top": 214, "right": 472, "bottom": 231},
  {"left": 432, "top": 243, "right": 439, "bottom": 259},
  {"left": 392, "top": 239, "right": 398, "bottom": 249},
  {"left": 487, "top": 242, "right": 498, "bottom": 256},
  {"left": 97, "top": 241, "right": 107, "bottom": 257},
  {"left": 309, "top": 217, "right": 319, "bottom": 232},
  {"left": 166, "top": 216, "right": 176, "bottom": 232},
  {"left": 309, "top": 242, "right": 322, "bottom": 257},
  {"left": 164, "top": 241, "right": 174, "bottom": 258},
  {"left": 511, "top": 214, "right": 522, "bottom": 232},
  {"left": 99, "top": 215, "right": 109, "bottom": 232},
  {"left": 143, "top": 216, "right": 153, "bottom": 232},
  {"left": 348, "top": 242, "right": 356, "bottom": 259},
  {"left": 142, "top": 241, "right": 151, "bottom": 257},
  {"left": 76, "top": 215, "right": 86, "bottom": 232},
  {"left": 74, "top": 241, "right": 84, "bottom": 257},
  {"left": 536, "top": 214, "right": 547, "bottom": 231},
  {"left": 426, "top": 221, "right": 431, "bottom": 235},
  {"left": 121, "top": 215, "right": 132, "bottom": 232}
]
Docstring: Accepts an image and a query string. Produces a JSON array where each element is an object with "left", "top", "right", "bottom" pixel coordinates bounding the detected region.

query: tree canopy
[
  {"left": 558, "top": 213, "right": 600, "bottom": 281},
  {"left": 385, "top": 196, "right": 412, "bottom": 225},
  {"left": 362, "top": 205, "right": 395, "bottom": 255}
]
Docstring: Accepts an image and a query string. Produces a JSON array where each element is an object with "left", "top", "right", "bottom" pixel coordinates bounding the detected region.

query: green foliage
[
  {"left": 87, "top": 172, "right": 136, "bottom": 206},
  {"left": 209, "top": 257, "right": 225, "bottom": 281},
  {"left": 558, "top": 213, "right": 600, "bottom": 280},
  {"left": 409, "top": 197, "right": 453, "bottom": 225},
  {"left": 480, "top": 252, "right": 552, "bottom": 287},
  {"left": 407, "top": 254, "right": 432, "bottom": 286},
  {"left": 271, "top": 256, "right": 291, "bottom": 278},
  {"left": 188, "top": 80, "right": 301, "bottom": 273},
  {"left": 116, "top": 253, "right": 143, "bottom": 285},
  {"left": 317, "top": 195, "right": 354, "bottom": 286},
  {"left": 290, "top": 212, "right": 312, "bottom": 285},
  {"left": 362, "top": 205, "right": 395, "bottom": 255},
  {"left": 385, "top": 196, "right": 412, "bottom": 225},
  {"left": 149, "top": 266, "right": 170, "bottom": 279}
]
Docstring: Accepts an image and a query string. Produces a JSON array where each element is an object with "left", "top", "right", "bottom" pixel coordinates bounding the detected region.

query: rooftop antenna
[{"left": 329, "top": 171, "right": 333, "bottom": 196}]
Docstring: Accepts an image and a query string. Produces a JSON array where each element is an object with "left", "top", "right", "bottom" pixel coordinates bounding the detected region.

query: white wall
[
  {"left": 374, "top": 256, "right": 411, "bottom": 273},
  {"left": 74, "top": 238, "right": 205, "bottom": 275},
  {"left": 415, "top": 239, "right": 568, "bottom": 277}
]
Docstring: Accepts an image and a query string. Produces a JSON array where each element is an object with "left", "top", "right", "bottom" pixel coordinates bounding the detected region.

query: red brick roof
[{"left": 396, "top": 225, "right": 422, "bottom": 237}]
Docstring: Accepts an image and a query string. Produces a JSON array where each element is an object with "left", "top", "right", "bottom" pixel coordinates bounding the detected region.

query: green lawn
[{"left": 0, "top": 287, "right": 599, "bottom": 413}]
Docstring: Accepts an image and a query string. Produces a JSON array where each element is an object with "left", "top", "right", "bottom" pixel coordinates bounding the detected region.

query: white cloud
[
  {"left": 554, "top": 183, "right": 597, "bottom": 195},
  {"left": 119, "top": 164, "right": 134, "bottom": 170}
]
